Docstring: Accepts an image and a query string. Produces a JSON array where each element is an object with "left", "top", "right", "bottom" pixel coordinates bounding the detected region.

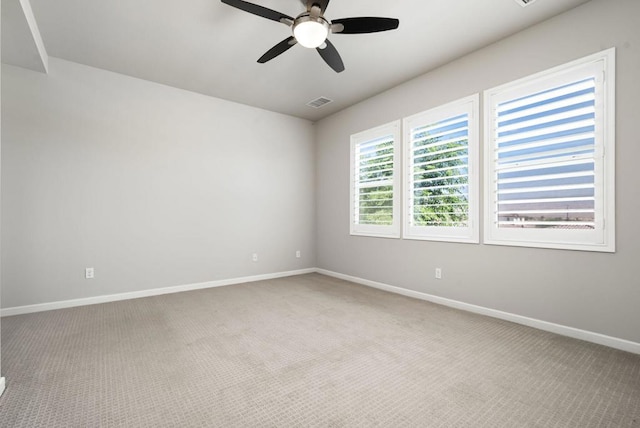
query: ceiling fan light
[{"left": 293, "top": 16, "right": 329, "bottom": 48}]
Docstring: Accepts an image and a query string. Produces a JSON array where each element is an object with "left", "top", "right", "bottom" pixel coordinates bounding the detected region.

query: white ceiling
[{"left": 3, "top": 0, "right": 592, "bottom": 121}]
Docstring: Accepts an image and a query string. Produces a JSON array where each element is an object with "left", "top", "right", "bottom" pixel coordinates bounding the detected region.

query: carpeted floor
[{"left": 0, "top": 273, "right": 638, "bottom": 427}]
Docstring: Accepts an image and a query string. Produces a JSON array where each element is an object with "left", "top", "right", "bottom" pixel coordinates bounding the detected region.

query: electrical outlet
[
  {"left": 252, "top": 253, "right": 258, "bottom": 262},
  {"left": 85, "top": 267, "right": 95, "bottom": 279},
  {"left": 296, "top": 250, "right": 301, "bottom": 258},
  {"left": 435, "top": 268, "right": 442, "bottom": 280}
]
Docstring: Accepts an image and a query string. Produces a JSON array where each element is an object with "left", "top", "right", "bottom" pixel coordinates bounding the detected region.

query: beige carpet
[{"left": 0, "top": 273, "right": 638, "bottom": 427}]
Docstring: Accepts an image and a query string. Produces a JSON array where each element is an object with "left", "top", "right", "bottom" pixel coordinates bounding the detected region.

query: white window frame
[
  {"left": 483, "top": 48, "right": 615, "bottom": 252},
  {"left": 350, "top": 121, "right": 401, "bottom": 238},
  {"left": 402, "top": 95, "right": 480, "bottom": 243}
]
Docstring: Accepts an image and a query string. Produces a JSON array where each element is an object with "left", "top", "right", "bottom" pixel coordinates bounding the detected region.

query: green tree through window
[
  {"left": 410, "top": 115, "right": 469, "bottom": 228},
  {"left": 357, "top": 139, "right": 394, "bottom": 225}
]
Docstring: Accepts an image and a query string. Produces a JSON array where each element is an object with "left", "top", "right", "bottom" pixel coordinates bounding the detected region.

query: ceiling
[{"left": 3, "top": 0, "right": 592, "bottom": 121}]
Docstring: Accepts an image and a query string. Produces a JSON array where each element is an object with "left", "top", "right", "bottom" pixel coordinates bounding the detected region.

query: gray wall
[
  {"left": 316, "top": 0, "right": 640, "bottom": 343},
  {"left": 1, "top": 58, "right": 316, "bottom": 308},
  {"left": 0, "top": 2, "right": 3, "bottom": 386}
]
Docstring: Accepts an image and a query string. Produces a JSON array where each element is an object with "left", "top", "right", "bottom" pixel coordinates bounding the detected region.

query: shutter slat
[
  {"left": 498, "top": 105, "right": 594, "bottom": 134},
  {"left": 413, "top": 154, "right": 469, "bottom": 170},
  {"left": 413, "top": 145, "right": 467, "bottom": 160},
  {"left": 498, "top": 144, "right": 593, "bottom": 166},
  {"left": 497, "top": 132, "right": 593, "bottom": 155},
  {"left": 497, "top": 118, "right": 595, "bottom": 146},
  {"left": 414, "top": 182, "right": 468, "bottom": 192},
  {"left": 498, "top": 196, "right": 594, "bottom": 205},
  {"left": 498, "top": 170, "right": 593, "bottom": 185},
  {"left": 358, "top": 152, "right": 393, "bottom": 164},
  {"left": 413, "top": 174, "right": 469, "bottom": 185},
  {"left": 356, "top": 137, "right": 393, "bottom": 151},
  {"left": 497, "top": 79, "right": 594, "bottom": 113},
  {"left": 359, "top": 166, "right": 394, "bottom": 178},
  {"left": 497, "top": 220, "right": 595, "bottom": 227},
  {"left": 496, "top": 155, "right": 593, "bottom": 173},
  {"left": 498, "top": 92, "right": 595, "bottom": 125},
  {"left": 497, "top": 183, "right": 593, "bottom": 195},
  {"left": 412, "top": 134, "right": 468, "bottom": 152},
  {"left": 499, "top": 208, "right": 594, "bottom": 215},
  {"left": 413, "top": 164, "right": 466, "bottom": 177},
  {"left": 411, "top": 115, "right": 468, "bottom": 138},
  {"left": 412, "top": 128, "right": 468, "bottom": 148}
]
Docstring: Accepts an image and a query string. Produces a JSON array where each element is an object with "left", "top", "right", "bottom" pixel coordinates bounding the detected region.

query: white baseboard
[
  {"left": 316, "top": 269, "right": 640, "bottom": 355},
  {"left": 2, "top": 267, "right": 638, "bottom": 355},
  {"left": 0, "top": 377, "right": 5, "bottom": 398},
  {"left": 0, "top": 268, "right": 316, "bottom": 317}
]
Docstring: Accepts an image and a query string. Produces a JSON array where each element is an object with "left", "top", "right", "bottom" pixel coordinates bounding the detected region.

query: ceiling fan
[{"left": 220, "top": 0, "right": 400, "bottom": 73}]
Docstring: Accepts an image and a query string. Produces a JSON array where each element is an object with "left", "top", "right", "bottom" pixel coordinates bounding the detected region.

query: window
[
  {"left": 403, "top": 95, "right": 479, "bottom": 242},
  {"left": 350, "top": 121, "right": 401, "bottom": 238},
  {"left": 484, "top": 49, "right": 615, "bottom": 252}
]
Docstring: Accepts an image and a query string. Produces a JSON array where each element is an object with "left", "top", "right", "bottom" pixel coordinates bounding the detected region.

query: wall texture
[
  {"left": 316, "top": 0, "right": 640, "bottom": 343},
  {"left": 2, "top": 58, "right": 316, "bottom": 308}
]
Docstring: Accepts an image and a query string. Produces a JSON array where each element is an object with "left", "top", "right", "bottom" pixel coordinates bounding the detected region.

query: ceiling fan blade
[
  {"left": 316, "top": 39, "right": 344, "bottom": 73},
  {"left": 221, "top": 0, "right": 293, "bottom": 23},
  {"left": 331, "top": 17, "right": 399, "bottom": 34},
  {"left": 317, "top": 0, "right": 330, "bottom": 14},
  {"left": 301, "top": 0, "right": 330, "bottom": 13},
  {"left": 258, "top": 37, "right": 297, "bottom": 63}
]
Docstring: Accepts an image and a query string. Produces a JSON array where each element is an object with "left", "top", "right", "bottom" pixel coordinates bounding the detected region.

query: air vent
[
  {"left": 306, "top": 96, "right": 333, "bottom": 108},
  {"left": 514, "top": 0, "right": 538, "bottom": 6}
]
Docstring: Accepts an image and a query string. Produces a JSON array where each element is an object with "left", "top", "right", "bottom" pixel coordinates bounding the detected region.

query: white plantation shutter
[
  {"left": 350, "top": 121, "right": 401, "bottom": 237},
  {"left": 403, "top": 95, "right": 479, "bottom": 242},
  {"left": 355, "top": 136, "right": 394, "bottom": 225},
  {"left": 495, "top": 78, "right": 598, "bottom": 228},
  {"left": 484, "top": 49, "right": 615, "bottom": 252},
  {"left": 409, "top": 115, "right": 469, "bottom": 227}
]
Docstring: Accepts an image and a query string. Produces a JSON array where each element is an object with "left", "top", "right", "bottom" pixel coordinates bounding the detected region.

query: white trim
[
  {"left": 0, "top": 269, "right": 316, "bottom": 317},
  {"left": 0, "top": 377, "right": 5, "bottom": 398},
  {"left": 316, "top": 268, "right": 640, "bottom": 355}
]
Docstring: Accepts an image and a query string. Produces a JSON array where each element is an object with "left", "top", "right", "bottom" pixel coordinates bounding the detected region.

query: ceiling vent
[
  {"left": 514, "top": 0, "right": 538, "bottom": 6},
  {"left": 306, "top": 96, "right": 333, "bottom": 108}
]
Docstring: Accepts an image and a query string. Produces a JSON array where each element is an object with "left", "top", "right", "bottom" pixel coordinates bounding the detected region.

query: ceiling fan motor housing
[{"left": 293, "top": 13, "right": 330, "bottom": 48}]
